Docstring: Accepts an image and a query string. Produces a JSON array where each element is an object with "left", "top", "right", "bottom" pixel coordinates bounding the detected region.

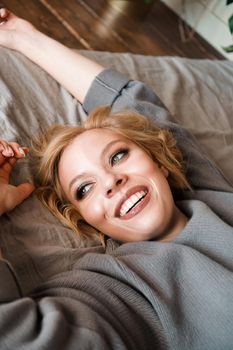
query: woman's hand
[
  {"left": 0, "top": 140, "right": 35, "bottom": 216},
  {"left": 0, "top": 7, "right": 35, "bottom": 51}
]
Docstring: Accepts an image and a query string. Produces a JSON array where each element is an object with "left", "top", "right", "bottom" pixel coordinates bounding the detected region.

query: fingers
[
  {"left": 3, "top": 182, "right": 35, "bottom": 214},
  {"left": 11, "top": 182, "right": 35, "bottom": 210},
  {"left": 0, "top": 7, "right": 9, "bottom": 25},
  {"left": 0, "top": 156, "right": 17, "bottom": 177},
  {"left": 0, "top": 140, "right": 28, "bottom": 158},
  {"left": 0, "top": 140, "right": 29, "bottom": 181},
  {"left": 0, "top": 140, "right": 14, "bottom": 156},
  {"left": 0, "top": 153, "right": 28, "bottom": 182},
  {"left": 7, "top": 142, "right": 28, "bottom": 158},
  {"left": 0, "top": 157, "right": 17, "bottom": 184},
  {"left": 0, "top": 7, "right": 8, "bottom": 16},
  {"left": 17, "top": 182, "right": 35, "bottom": 202}
]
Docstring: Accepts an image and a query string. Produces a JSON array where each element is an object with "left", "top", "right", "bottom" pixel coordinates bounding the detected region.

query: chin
[{"left": 128, "top": 230, "right": 158, "bottom": 242}]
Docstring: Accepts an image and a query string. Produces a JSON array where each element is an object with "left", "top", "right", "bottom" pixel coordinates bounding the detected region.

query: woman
[
  {"left": 0, "top": 7, "right": 233, "bottom": 350},
  {"left": 0, "top": 106, "right": 189, "bottom": 244},
  {"left": 0, "top": 6, "right": 191, "bottom": 245},
  {"left": 30, "top": 105, "right": 191, "bottom": 244}
]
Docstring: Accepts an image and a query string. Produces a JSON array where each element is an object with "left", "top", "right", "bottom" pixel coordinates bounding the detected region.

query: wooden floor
[{"left": 6, "top": 0, "right": 224, "bottom": 59}]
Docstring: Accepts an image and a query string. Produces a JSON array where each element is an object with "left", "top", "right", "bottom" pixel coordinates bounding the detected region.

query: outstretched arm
[{"left": 0, "top": 8, "right": 104, "bottom": 104}]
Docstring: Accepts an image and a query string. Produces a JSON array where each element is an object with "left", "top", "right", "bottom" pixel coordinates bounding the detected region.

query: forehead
[
  {"left": 65, "top": 128, "right": 125, "bottom": 153},
  {"left": 59, "top": 128, "right": 127, "bottom": 172}
]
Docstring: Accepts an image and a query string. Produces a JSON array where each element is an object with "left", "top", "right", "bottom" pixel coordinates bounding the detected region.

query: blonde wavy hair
[{"left": 31, "top": 106, "right": 190, "bottom": 245}]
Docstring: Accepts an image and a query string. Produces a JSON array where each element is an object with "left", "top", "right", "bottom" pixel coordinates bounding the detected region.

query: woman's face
[{"left": 58, "top": 128, "right": 183, "bottom": 242}]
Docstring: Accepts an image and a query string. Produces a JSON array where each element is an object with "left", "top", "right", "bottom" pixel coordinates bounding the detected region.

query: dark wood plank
[
  {"left": 6, "top": 0, "right": 85, "bottom": 48},
  {"left": 4, "top": 0, "right": 224, "bottom": 59},
  {"left": 42, "top": 0, "right": 132, "bottom": 52},
  {"left": 80, "top": 0, "right": 181, "bottom": 55},
  {"left": 83, "top": 0, "right": 224, "bottom": 59}
]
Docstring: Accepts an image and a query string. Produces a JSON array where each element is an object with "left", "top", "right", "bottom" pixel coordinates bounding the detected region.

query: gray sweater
[{"left": 0, "top": 69, "right": 233, "bottom": 350}]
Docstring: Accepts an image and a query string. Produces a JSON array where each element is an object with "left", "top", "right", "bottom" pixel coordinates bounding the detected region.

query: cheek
[
  {"left": 137, "top": 161, "right": 159, "bottom": 180},
  {"left": 136, "top": 154, "right": 166, "bottom": 182},
  {"left": 78, "top": 196, "right": 105, "bottom": 227},
  {"left": 125, "top": 153, "right": 157, "bottom": 177}
]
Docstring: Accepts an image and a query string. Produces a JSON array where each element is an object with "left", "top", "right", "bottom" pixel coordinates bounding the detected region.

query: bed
[{"left": 0, "top": 46, "right": 233, "bottom": 298}]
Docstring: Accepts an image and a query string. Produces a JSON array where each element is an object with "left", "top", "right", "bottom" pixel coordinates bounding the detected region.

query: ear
[{"left": 160, "top": 165, "right": 169, "bottom": 178}]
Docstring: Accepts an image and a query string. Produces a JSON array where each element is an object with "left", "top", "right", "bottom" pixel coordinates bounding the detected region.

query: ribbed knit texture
[{"left": 0, "top": 69, "right": 233, "bottom": 349}]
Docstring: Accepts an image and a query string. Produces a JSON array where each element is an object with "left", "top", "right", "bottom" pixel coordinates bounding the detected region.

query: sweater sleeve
[
  {"left": 83, "top": 68, "right": 233, "bottom": 193},
  {"left": 0, "top": 260, "right": 22, "bottom": 301},
  {"left": 0, "top": 257, "right": 158, "bottom": 350},
  {"left": 0, "top": 260, "right": 111, "bottom": 349}
]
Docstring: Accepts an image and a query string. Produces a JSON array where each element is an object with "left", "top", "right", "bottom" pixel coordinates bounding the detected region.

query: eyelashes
[
  {"left": 75, "top": 148, "right": 129, "bottom": 201},
  {"left": 110, "top": 148, "right": 129, "bottom": 166},
  {"left": 75, "top": 182, "right": 93, "bottom": 200}
]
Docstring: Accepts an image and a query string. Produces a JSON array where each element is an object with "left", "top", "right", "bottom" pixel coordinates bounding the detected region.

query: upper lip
[{"left": 114, "top": 185, "right": 149, "bottom": 217}]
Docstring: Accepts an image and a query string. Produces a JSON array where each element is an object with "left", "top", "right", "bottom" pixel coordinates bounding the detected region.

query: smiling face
[{"left": 58, "top": 128, "right": 186, "bottom": 242}]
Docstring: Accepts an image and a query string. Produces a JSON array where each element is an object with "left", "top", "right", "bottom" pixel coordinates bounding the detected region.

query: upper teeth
[{"left": 119, "top": 191, "right": 147, "bottom": 217}]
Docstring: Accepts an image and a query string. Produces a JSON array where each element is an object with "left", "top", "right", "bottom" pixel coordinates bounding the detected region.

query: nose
[{"left": 104, "top": 172, "right": 127, "bottom": 198}]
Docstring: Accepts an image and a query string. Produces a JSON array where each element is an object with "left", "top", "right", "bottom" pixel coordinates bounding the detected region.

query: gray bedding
[{"left": 0, "top": 47, "right": 233, "bottom": 296}]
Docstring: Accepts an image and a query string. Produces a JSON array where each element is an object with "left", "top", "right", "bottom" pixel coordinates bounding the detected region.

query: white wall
[{"left": 161, "top": 0, "right": 233, "bottom": 60}]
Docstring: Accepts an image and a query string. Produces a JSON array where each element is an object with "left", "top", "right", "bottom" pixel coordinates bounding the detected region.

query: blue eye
[
  {"left": 76, "top": 183, "right": 93, "bottom": 200},
  {"left": 110, "top": 149, "right": 129, "bottom": 166}
]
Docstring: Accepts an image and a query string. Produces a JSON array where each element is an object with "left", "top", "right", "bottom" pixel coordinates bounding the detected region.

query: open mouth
[
  {"left": 120, "top": 190, "right": 147, "bottom": 216},
  {"left": 115, "top": 186, "right": 150, "bottom": 220}
]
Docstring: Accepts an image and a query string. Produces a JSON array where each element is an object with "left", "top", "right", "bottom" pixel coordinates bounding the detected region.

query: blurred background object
[
  {"left": 3, "top": 0, "right": 224, "bottom": 59},
  {"left": 163, "top": 0, "right": 233, "bottom": 59},
  {"left": 107, "top": 0, "right": 156, "bottom": 18}
]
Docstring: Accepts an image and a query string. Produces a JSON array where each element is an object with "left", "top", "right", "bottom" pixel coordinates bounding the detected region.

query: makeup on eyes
[
  {"left": 110, "top": 148, "right": 129, "bottom": 166},
  {"left": 75, "top": 182, "right": 94, "bottom": 200},
  {"left": 74, "top": 146, "right": 130, "bottom": 201}
]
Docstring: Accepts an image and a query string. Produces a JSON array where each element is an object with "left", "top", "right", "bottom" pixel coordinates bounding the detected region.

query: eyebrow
[{"left": 68, "top": 139, "right": 123, "bottom": 192}]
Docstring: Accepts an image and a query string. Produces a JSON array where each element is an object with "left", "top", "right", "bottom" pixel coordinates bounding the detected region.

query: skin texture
[
  {"left": 58, "top": 128, "right": 187, "bottom": 242},
  {"left": 0, "top": 140, "right": 34, "bottom": 217},
  {"left": 0, "top": 8, "right": 186, "bottom": 246},
  {"left": 0, "top": 8, "right": 104, "bottom": 104},
  {"left": 0, "top": 141, "right": 34, "bottom": 259},
  {"left": 0, "top": 7, "right": 103, "bottom": 256}
]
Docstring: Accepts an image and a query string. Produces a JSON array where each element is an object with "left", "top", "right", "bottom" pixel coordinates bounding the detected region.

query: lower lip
[{"left": 119, "top": 191, "right": 151, "bottom": 220}]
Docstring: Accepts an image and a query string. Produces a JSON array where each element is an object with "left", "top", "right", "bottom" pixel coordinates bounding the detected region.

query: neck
[{"left": 160, "top": 206, "right": 188, "bottom": 242}]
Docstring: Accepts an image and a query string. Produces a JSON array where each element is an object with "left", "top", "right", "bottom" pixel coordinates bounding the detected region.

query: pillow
[{"left": 0, "top": 47, "right": 232, "bottom": 293}]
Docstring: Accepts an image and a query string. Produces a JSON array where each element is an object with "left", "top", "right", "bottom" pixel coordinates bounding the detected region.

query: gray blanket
[
  {"left": 0, "top": 47, "right": 233, "bottom": 291},
  {"left": 0, "top": 48, "right": 233, "bottom": 349}
]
